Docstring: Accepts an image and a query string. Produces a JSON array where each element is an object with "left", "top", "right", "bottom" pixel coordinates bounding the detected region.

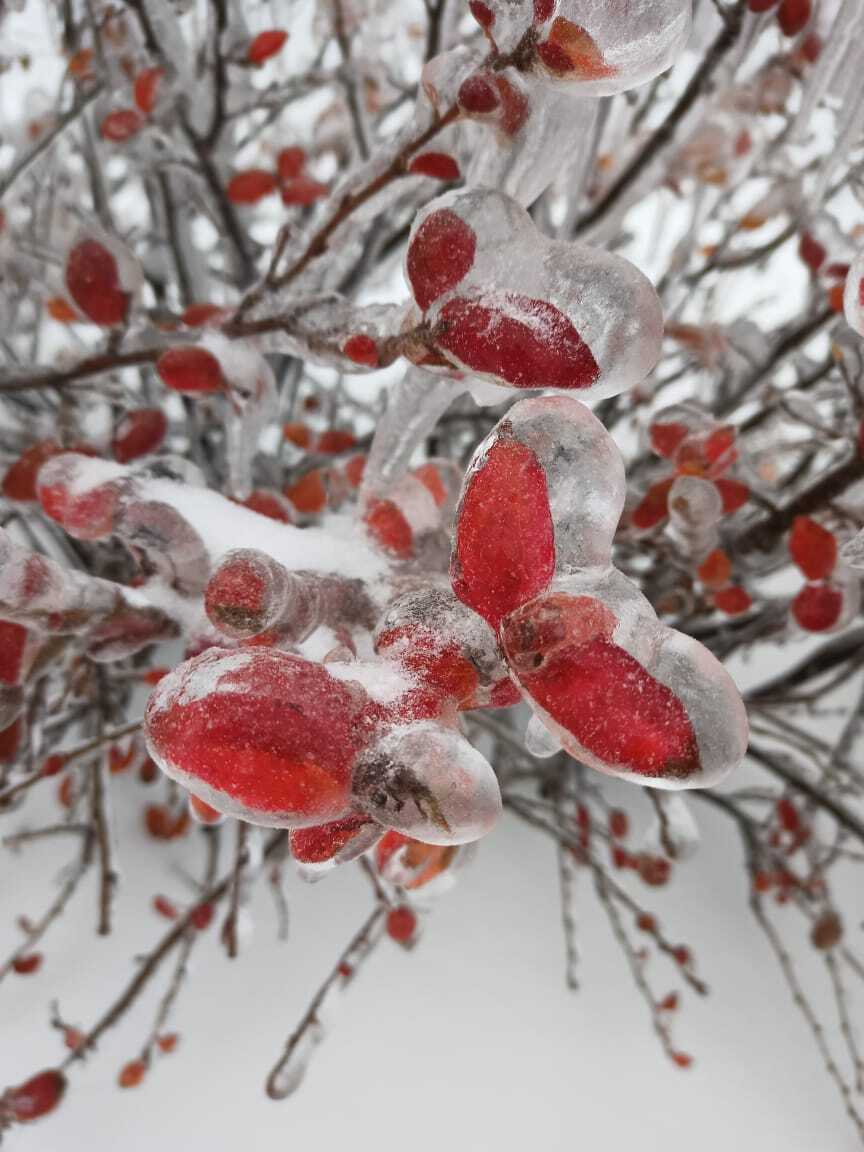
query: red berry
[
  {"left": 408, "top": 153, "right": 461, "bottom": 181},
  {"left": 637, "top": 854, "right": 672, "bottom": 886},
  {"left": 672, "top": 1052, "right": 693, "bottom": 1069},
  {"left": 452, "top": 438, "right": 555, "bottom": 630},
  {"left": 457, "top": 73, "right": 500, "bottom": 115},
  {"left": 386, "top": 906, "right": 417, "bottom": 943},
  {"left": 133, "top": 67, "right": 163, "bottom": 115},
  {"left": 413, "top": 462, "right": 448, "bottom": 506},
  {"left": 364, "top": 498, "right": 414, "bottom": 558},
  {"left": 508, "top": 630, "right": 701, "bottom": 783},
  {"left": 145, "top": 648, "right": 370, "bottom": 824},
  {"left": 714, "top": 477, "right": 750, "bottom": 515},
  {"left": 792, "top": 583, "right": 843, "bottom": 632},
  {"left": 811, "top": 910, "right": 843, "bottom": 950},
  {"left": 280, "top": 177, "right": 328, "bottom": 206},
  {"left": 713, "top": 586, "right": 752, "bottom": 616},
  {"left": 537, "top": 18, "right": 615, "bottom": 80},
  {"left": 468, "top": 0, "right": 495, "bottom": 30},
  {"left": 533, "top": 0, "right": 555, "bottom": 21},
  {"left": 118, "top": 1060, "right": 146, "bottom": 1089},
  {"left": 2, "top": 441, "right": 62, "bottom": 501},
  {"left": 284, "top": 469, "right": 327, "bottom": 514},
  {"left": 181, "top": 302, "right": 228, "bottom": 328},
  {"left": 798, "top": 231, "right": 825, "bottom": 272},
  {"left": 65, "top": 239, "right": 129, "bottom": 326},
  {"left": 41, "top": 754, "right": 67, "bottom": 778},
  {"left": 38, "top": 473, "right": 119, "bottom": 541},
  {"left": 289, "top": 814, "right": 374, "bottom": 864},
  {"left": 247, "top": 29, "right": 288, "bottom": 65},
  {"left": 100, "top": 108, "right": 143, "bottom": 142},
  {"left": 777, "top": 0, "right": 811, "bottom": 36},
  {"left": 276, "top": 147, "right": 306, "bottom": 181},
  {"left": 650, "top": 420, "right": 689, "bottom": 459},
  {"left": 697, "top": 548, "right": 732, "bottom": 589},
  {"left": 156, "top": 1033, "right": 179, "bottom": 1054},
  {"left": 283, "top": 421, "right": 312, "bottom": 448},
  {"left": 631, "top": 477, "right": 675, "bottom": 530},
  {"left": 190, "top": 902, "right": 214, "bottom": 931},
  {"left": 227, "top": 169, "right": 278, "bottom": 205},
  {"left": 317, "top": 429, "right": 356, "bottom": 454},
  {"left": 4, "top": 1069, "right": 66, "bottom": 1122},
  {"left": 12, "top": 953, "right": 43, "bottom": 975},
  {"left": 204, "top": 551, "right": 278, "bottom": 636},
  {"left": 157, "top": 346, "right": 225, "bottom": 394},
  {"left": 407, "top": 209, "right": 476, "bottom": 312},
  {"left": 0, "top": 622, "right": 28, "bottom": 681},
  {"left": 112, "top": 408, "right": 167, "bottom": 463},
  {"left": 608, "top": 809, "right": 629, "bottom": 839},
  {"left": 343, "top": 334, "right": 379, "bottom": 366},
  {"left": 241, "top": 489, "right": 293, "bottom": 523},
  {"left": 788, "top": 516, "right": 837, "bottom": 581},
  {"left": 152, "top": 895, "right": 178, "bottom": 920},
  {"left": 435, "top": 295, "right": 598, "bottom": 391}
]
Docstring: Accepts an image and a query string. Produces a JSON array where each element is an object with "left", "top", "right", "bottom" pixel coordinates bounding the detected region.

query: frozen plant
[{"left": 1, "top": 0, "right": 864, "bottom": 1143}]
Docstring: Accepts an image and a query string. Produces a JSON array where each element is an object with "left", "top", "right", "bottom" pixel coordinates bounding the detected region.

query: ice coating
[
  {"left": 204, "top": 550, "right": 376, "bottom": 642},
  {"left": 499, "top": 576, "right": 748, "bottom": 788},
  {"left": 469, "top": 0, "right": 692, "bottom": 97},
  {"left": 0, "top": 527, "right": 177, "bottom": 660},
  {"left": 464, "top": 81, "right": 599, "bottom": 208},
  {"left": 145, "top": 647, "right": 372, "bottom": 827},
  {"left": 450, "top": 402, "right": 749, "bottom": 788},
  {"left": 843, "top": 250, "right": 864, "bottom": 337},
  {"left": 352, "top": 721, "right": 502, "bottom": 844},
  {"left": 500, "top": 395, "right": 625, "bottom": 571},
  {"left": 374, "top": 582, "right": 518, "bottom": 710},
  {"left": 145, "top": 645, "right": 504, "bottom": 842},
  {"left": 405, "top": 188, "right": 664, "bottom": 398}
]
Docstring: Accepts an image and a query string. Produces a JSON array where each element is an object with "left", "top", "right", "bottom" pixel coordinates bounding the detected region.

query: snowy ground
[{"left": 1, "top": 756, "right": 858, "bottom": 1152}]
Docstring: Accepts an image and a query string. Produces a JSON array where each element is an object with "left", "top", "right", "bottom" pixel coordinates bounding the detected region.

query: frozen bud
[
  {"left": 451, "top": 435, "right": 555, "bottom": 630},
  {"left": 375, "top": 584, "right": 518, "bottom": 710},
  {"left": 405, "top": 189, "right": 663, "bottom": 398},
  {"left": 37, "top": 454, "right": 125, "bottom": 541},
  {"left": 0, "top": 619, "right": 37, "bottom": 686},
  {"left": 667, "top": 475, "right": 723, "bottom": 537},
  {"left": 2, "top": 1069, "right": 67, "bottom": 1123},
  {"left": 464, "top": 0, "right": 692, "bottom": 95},
  {"left": 115, "top": 499, "right": 208, "bottom": 596},
  {"left": 499, "top": 576, "right": 748, "bottom": 789},
  {"left": 531, "top": 0, "right": 692, "bottom": 95},
  {"left": 352, "top": 722, "right": 502, "bottom": 844},
  {"left": 188, "top": 793, "right": 226, "bottom": 825},
  {"left": 374, "top": 829, "right": 464, "bottom": 891},
  {"left": 205, "top": 550, "right": 292, "bottom": 638},
  {"left": 289, "top": 814, "right": 381, "bottom": 873},
  {"left": 145, "top": 647, "right": 375, "bottom": 827},
  {"left": 64, "top": 232, "right": 140, "bottom": 326},
  {"left": 112, "top": 409, "right": 167, "bottom": 463},
  {"left": 843, "top": 250, "right": 864, "bottom": 337},
  {"left": 361, "top": 472, "right": 443, "bottom": 560},
  {"left": 458, "top": 69, "right": 529, "bottom": 137},
  {"left": 206, "top": 552, "right": 375, "bottom": 642},
  {"left": 792, "top": 575, "right": 858, "bottom": 634},
  {"left": 2, "top": 440, "right": 64, "bottom": 502},
  {"left": 493, "top": 396, "right": 625, "bottom": 570}
]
